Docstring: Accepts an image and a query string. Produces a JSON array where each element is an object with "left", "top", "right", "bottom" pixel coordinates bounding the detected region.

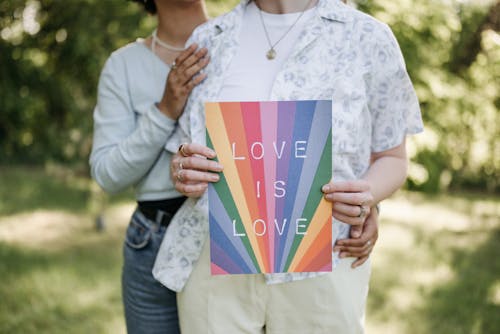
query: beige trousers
[{"left": 177, "top": 239, "right": 371, "bottom": 334}]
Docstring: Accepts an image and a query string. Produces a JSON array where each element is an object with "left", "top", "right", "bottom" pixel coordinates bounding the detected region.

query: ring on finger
[
  {"left": 357, "top": 205, "right": 366, "bottom": 218},
  {"left": 366, "top": 240, "right": 372, "bottom": 247},
  {"left": 179, "top": 161, "right": 184, "bottom": 171},
  {"left": 178, "top": 143, "right": 189, "bottom": 157},
  {"left": 171, "top": 61, "right": 177, "bottom": 70},
  {"left": 177, "top": 169, "right": 184, "bottom": 182}
]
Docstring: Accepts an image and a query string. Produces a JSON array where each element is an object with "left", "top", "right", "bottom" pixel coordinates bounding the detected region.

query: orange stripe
[
  {"left": 288, "top": 198, "right": 332, "bottom": 271},
  {"left": 293, "top": 216, "right": 332, "bottom": 272},
  {"left": 219, "top": 102, "right": 270, "bottom": 272}
]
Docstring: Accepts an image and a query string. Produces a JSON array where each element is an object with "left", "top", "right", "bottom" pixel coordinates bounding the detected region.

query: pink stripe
[
  {"left": 211, "top": 262, "right": 229, "bottom": 275},
  {"left": 318, "top": 263, "right": 333, "bottom": 272},
  {"left": 260, "top": 101, "right": 278, "bottom": 271}
]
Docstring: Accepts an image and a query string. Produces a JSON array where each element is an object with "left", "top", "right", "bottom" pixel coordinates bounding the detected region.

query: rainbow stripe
[{"left": 206, "top": 101, "right": 332, "bottom": 274}]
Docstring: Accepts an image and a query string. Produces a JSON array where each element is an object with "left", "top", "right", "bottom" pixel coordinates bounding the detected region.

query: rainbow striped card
[{"left": 206, "top": 101, "right": 332, "bottom": 275}]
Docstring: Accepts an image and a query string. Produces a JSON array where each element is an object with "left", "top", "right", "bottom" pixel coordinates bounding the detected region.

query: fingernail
[
  {"left": 211, "top": 174, "right": 219, "bottom": 182},
  {"left": 322, "top": 185, "right": 330, "bottom": 192}
]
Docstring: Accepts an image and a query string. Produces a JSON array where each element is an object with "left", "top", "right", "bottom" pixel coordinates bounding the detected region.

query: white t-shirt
[{"left": 218, "top": 2, "right": 315, "bottom": 101}]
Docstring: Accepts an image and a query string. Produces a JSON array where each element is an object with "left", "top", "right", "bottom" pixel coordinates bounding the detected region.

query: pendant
[{"left": 266, "top": 48, "right": 276, "bottom": 60}]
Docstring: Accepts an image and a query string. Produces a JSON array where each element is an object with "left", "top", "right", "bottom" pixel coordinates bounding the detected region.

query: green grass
[
  {"left": 0, "top": 166, "right": 499, "bottom": 333},
  {"left": 0, "top": 222, "right": 127, "bottom": 333},
  {"left": 0, "top": 165, "right": 133, "bottom": 216}
]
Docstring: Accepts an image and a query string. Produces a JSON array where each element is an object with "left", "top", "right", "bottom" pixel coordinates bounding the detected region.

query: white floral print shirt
[{"left": 153, "top": 0, "right": 423, "bottom": 292}]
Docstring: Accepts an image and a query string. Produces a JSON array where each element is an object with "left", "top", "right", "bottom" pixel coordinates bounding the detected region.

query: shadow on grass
[
  {"left": 0, "top": 230, "right": 125, "bottom": 334},
  {"left": 419, "top": 228, "right": 500, "bottom": 334}
]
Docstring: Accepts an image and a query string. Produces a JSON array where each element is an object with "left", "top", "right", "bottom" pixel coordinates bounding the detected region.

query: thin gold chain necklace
[{"left": 257, "top": 0, "right": 314, "bottom": 60}]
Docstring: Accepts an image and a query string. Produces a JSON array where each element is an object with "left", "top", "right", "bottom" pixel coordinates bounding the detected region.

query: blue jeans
[{"left": 122, "top": 209, "right": 180, "bottom": 334}]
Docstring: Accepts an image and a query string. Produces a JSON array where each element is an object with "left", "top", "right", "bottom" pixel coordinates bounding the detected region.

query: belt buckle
[{"left": 155, "top": 210, "right": 172, "bottom": 227}]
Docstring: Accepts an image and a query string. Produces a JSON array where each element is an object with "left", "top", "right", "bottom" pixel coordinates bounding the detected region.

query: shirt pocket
[{"left": 125, "top": 212, "right": 153, "bottom": 250}]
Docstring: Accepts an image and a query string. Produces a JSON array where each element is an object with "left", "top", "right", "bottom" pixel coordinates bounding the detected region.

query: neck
[
  {"left": 254, "top": 0, "right": 317, "bottom": 14},
  {"left": 155, "top": 1, "right": 208, "bottom": 47}
]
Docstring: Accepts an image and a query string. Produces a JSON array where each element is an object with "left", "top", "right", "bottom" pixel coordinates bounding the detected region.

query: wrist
[{"left": 155, "top": 102, "right": 178, "bottom": 121}]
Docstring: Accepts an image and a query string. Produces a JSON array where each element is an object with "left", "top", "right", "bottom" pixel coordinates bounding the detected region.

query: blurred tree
[
  {"left": 0, "top": 0, "right": 152, "bottom": 164},
  {"left": 355, "top": 0, "right": 499, "bottom": 193},
  {"left": 0, "top": 0, "right": 498, "bottom": 192}
]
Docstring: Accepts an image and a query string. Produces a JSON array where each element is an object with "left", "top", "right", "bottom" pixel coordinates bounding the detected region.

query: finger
[
  {"left": 174, "top": 44, "right": 198, "bottom": 66},
  {"left": 335, "top": 234, "right": 370, "bottom": 248},
  {"left": 325, "top": 191, "right": 373, "bottom": 206},
  {"left": 330, "top": 180, "right": 370, "bottom": 193},
  {"left": 334, "top": 240, "right": 372, "bottom": 254},
  {"left": 181, "top": 156, "right": 223, "bottom": 173},
  {"left": 321, "top": 181, "right": 334, "bottom": 193},
  {"left": 184, "top": 72, "right": 207, "bottom": 93},
  {"left": 339, "top": 243, "right": 374, "bottom": 259},
  {"left": 350, "top": 224, "right": 363, "bottom": 238},
  {"left": 181, "top": 56, "right": 210, "bottom": 84},
  {"left": 351, "top": 255, "right": 369, "bottom": 268},
  {"left": 175, "top": 181, "right": 208, "bottom": 196},
  {"left": 179, "top": 168, "right": 220, "bottom": 183},
  {"left": 332, "top": 211, "right": 365, "bottom": 226},
  {"left": 181, "top": 143, "right": 217, "bottom": 159},
  {"left": 336, "top": 214, "right": 378, "bottom": 248},
  {"left": 333, "top": 202, "right": 367, "bottom": 218},
  {"left": 178, "top": 47, "right": 208, "bottom": 73}
]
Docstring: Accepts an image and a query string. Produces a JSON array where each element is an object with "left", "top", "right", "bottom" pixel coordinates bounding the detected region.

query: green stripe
[
  {"left": 283, "top": 131, "right": 332, "bottom": 271},
  {"left": 206, "top": 132, "right": 261, "bottom": 273}
]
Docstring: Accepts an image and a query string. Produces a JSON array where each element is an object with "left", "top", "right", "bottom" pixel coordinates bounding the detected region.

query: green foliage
[
  {"left": 0, "top": 0, "right": 151, "bottom": 163},
  {"left": 0, "top": 0, "right": 498, "bottom": 192},
  {"left": 356, "top": 0, "right": 499, "bottom": 192}
]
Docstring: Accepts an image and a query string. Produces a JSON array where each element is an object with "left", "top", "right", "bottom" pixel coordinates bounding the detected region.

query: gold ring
[
  {"left": 179, "top": 161, "right": 183, "bottom": 170},
  {"left": 177, "top": 169, "right": 184, "bottom": 182},
  {"left": 171, "top": 61, "right": 177, "bottom": 70},
  {"left": 178, "top": 143, "right": 189, "bottom": 157}
]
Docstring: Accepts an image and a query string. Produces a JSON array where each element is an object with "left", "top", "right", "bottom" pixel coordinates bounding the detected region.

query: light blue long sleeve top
[{"left": 90, "top": 41, "right": 182, "bottom": 201}]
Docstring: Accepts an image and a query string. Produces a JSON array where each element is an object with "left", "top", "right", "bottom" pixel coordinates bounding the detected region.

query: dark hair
[{"left": 130, "top": 0, "right": 157, "bottom": 14}]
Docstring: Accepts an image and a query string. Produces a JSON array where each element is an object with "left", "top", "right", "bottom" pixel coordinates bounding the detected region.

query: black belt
[{"left": 137, "top": 197, "right": 187, "bottom": 227}]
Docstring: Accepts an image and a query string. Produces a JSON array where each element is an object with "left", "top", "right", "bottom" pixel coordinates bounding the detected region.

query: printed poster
[{"left": 206, "top": 100, "right": 332, "bottom": 275}]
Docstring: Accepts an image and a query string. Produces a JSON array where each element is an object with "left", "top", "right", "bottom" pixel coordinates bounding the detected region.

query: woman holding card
[{"left": 154, "top": 0, "right": 423, "bottom": 333}]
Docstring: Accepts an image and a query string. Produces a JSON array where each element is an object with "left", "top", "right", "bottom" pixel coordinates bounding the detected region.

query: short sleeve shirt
[{"left": 153, "top": 0, "right": 423, "bottom": 291}]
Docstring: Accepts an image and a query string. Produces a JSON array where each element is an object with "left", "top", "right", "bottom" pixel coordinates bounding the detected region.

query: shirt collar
[{"left": 235, "top": 0, "right": 350, "bottom": 24}]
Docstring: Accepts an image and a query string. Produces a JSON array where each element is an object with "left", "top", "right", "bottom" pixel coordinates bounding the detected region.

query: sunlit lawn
[{"left": 0, "top": 166, "right": 499, "bottom": 333}]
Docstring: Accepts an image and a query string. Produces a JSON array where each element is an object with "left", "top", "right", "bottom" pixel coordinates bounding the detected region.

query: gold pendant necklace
[
  {"left": 266, "top": 48, "right": 277, "bottom": 60},
  {"left": 257, "top": 0, "right": 314, "bottom": 60}
]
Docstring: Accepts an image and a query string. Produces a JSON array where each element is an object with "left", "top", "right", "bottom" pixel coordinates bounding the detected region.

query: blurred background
[{"left": 0, "top": 0, "right": 498, "bottom": 333}]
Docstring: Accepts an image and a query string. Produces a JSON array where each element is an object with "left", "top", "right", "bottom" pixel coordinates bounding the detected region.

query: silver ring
[
  {"left": 366, "top": 240, "right": 372, "bottom": 246},
  {"left": 171, "top": 61, "right": 177, "bottom": 70},
  {"left": 179, "top": 161, "right": 183, "bottom": 171},
  {"left": 177, "top": 169, "right": 184, "bottom": 182},
  {"left": 357, "top": 205, "right": 366, "bottom": 218}
]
